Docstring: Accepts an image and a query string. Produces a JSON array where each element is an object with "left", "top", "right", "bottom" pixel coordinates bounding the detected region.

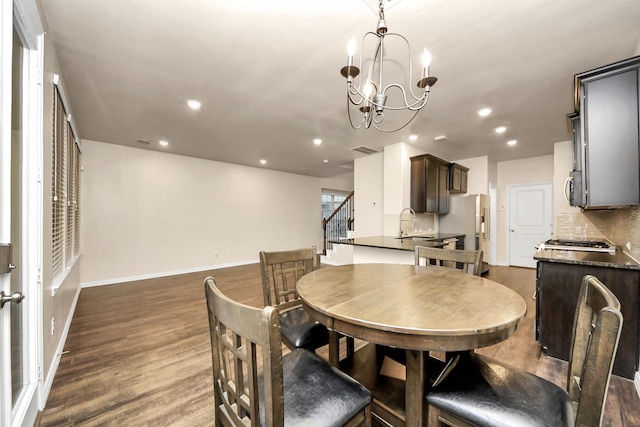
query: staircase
[{"left": 322, "top": 191, "right": 354, "bottom": 255}]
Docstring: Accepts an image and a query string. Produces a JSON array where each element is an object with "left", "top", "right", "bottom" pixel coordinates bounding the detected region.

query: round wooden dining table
[{"left": 297, "top": 263, "right": 527, "bottom": 427}]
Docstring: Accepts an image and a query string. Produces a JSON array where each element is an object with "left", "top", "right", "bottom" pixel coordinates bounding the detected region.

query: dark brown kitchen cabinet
[
  {"left": 410, "top": 154, "right": 449, "bottom": 214},
  {"left": 449, "top": 163, "right": 469, "bottom": 194},
  {"left": 536, "top": 260, "right": 639, "bottom": 379}
]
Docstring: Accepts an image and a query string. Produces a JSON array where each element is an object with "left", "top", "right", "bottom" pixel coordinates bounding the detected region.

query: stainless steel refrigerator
[{"left": 439, "top": 194, "right": 490, "bottom": 274}]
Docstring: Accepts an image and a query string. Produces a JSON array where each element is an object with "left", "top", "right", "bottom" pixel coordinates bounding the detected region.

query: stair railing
[{"left": 322, "top": 191, "right": 354, "bottom": 255}]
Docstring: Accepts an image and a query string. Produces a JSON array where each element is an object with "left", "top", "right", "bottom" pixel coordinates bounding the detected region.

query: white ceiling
[{"left": 38, "top": 0, "right": 640, "bottom": 177}]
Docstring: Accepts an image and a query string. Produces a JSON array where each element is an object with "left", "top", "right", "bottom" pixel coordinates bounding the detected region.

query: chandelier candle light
[{"left": 341, "top": 0, "right": 437, "bottom": 132}]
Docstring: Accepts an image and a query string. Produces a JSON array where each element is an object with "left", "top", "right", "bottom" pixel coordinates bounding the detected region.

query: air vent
[
  {"left": 351, "top": 145, "right": 379, "bottom": 155},
  {"left": 136, "top": 139, "right": 151, "bottom": 145}
]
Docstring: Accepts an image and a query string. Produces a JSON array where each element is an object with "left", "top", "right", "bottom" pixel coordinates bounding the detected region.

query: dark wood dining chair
[
  {"left": 414, "top": 246, "right": 483, "bottom": 276},
  {"left": 259, "top": 247, "right": 329, "bottom": 351},
  {"left": 425, "top": 274, "right": 623, "bottom": 427},
  {"left": 205, "top": 277, "right": 372, "bottom": 426}
]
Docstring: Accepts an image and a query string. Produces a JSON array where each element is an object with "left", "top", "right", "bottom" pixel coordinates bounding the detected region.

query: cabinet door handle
[{"left": 563, "top": 176, "right": 572, "bottom": 204}]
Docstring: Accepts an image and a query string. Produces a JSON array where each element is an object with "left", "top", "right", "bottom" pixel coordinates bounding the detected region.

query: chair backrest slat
[
  {"left": 568, "top": 275, "right": 623, "bottom": 426},
  {"left": 260, "top": 247, "right": 318, "bottom": 307},
  {"left": 414, "top": 246, "right": 483, "bottom": 276}
]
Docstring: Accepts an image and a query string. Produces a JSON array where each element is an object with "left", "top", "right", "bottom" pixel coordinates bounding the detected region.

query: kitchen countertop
[
  {"left": 534, "top": 248, "right": 640, "bottom": 270},
  {"left": 330, "top": 234, "right": 465, "bottom": 252}
]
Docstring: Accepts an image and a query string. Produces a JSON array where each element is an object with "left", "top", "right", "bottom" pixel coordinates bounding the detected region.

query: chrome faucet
[{"left": 399, "top": 208, "right": 416, "bottom": 237}]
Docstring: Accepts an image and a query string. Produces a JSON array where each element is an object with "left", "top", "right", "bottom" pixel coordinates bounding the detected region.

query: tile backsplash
[{"left": 556, "top": 206, "right": 640, "bottom": 261}]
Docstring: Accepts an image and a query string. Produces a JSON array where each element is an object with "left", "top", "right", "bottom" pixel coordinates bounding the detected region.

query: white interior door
[
  {"left": 508, "top": 183, "right": 553, "bottom": 268},
  {"left": 1, "top": 1, "right": 43, "bottom": 426}
]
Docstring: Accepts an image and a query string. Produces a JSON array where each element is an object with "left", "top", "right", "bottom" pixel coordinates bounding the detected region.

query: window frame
[{"left": 51, "top": 76, "right": 81, "bottom": 286}]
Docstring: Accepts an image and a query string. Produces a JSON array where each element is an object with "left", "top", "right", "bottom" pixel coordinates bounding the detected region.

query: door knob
[{"left": 0, "top": 291, "right": 25, "bottom": 309}]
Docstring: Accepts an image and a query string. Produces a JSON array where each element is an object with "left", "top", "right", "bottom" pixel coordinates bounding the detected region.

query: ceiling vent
[
  {"left": 351, "top": 145, "right": 379, "bottom": 155},
  {"left": 136, "top": 139, "right": 151, "bottom": 145}
]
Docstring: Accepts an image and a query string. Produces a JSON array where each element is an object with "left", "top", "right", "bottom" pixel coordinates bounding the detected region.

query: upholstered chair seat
[
  {"left": 279, "top": 306, "right": 330, "bottom": 350},
  {"left": 427, "top": 351, "right": 574, "bottom": 426}
]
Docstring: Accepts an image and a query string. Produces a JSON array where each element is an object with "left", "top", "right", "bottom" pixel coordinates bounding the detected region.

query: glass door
[
  {"left": 10, "top": 25, "right": 26, "bottom": 412},
  {"left": 1, "top": 1, "right": 43, "bottom": 425}
]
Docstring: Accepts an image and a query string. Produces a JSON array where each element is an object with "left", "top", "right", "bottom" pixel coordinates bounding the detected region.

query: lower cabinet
[{"left": 536, "top": 261, "right": 639, "bottom": 379}]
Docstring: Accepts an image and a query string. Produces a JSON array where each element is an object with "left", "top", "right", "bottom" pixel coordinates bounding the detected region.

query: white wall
[
  {"left": 320, "top": 171, "right": 354, "bottom": 192},
  {"left": 80, "top": 140, "right": 324, "bottom": 285},
  {"left": 382, "top": 143, "right": 425, "bottom": 235},
  {"left": 354, "top": 152, "right": 384, "bottom": 237}
]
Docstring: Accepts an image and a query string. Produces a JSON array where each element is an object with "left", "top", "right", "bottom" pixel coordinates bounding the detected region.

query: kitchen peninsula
[{"left": 329, "top": 233, "right": 465, "bottom": 265}]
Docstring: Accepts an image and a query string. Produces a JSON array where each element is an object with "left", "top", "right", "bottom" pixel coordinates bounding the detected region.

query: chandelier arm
[
  {"left": 363, "top": 39, "right": 382, "bottom": 96},
  {"left": 347, "top": 85, "right": 365, "bottom": 105},
  {"left": 383, "top": 32, "right": 430, "bottom": 101},
  {"left": 348, "top": 83, "right": 429, "bottom": 112},
  {"left": 380, "top": 83, "right": 430, "bottom": 110},
  {"left": 346, "top": 89, "right": 362, "bottom": 130},
  {"left": 372, "top": 108, "right": 421, "bottom": 133},
  {"left": 350, "top": 31, "right": 380, "bottom": 88},
  {"left": 347, "top": 80, "right": 379, "bottom": 104}
]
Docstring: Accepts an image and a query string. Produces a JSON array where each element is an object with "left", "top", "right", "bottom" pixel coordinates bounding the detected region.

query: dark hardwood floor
[{"left": 38, "top": 264, "right": 640, "bottom": 426}]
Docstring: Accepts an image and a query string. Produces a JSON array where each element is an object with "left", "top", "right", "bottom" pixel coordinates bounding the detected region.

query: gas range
[{"left": 537, "top": 239, "right": 616, "bottom": 254}]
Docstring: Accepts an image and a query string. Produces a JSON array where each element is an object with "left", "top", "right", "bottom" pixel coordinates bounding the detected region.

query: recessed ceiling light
[
  {"left": 323, "top": 159, "right": 329, "bottom": 163},
  {"left": 260, "top": 159, "right": 267, "bottom": 165},
  {"left": 159, "top": 139, "right": 169, "bottom": 147},
  {"left": 478, "top": 108, "right": 492, "bottom": 117},
  {"left": 495, "top": 126, "right": 507, "bottom": 134},
  {"left": 507, "top": 139, "right": 518, "bottom": 146},
  {"left": 408, "top": 134, "right": 418, "bottom": 141},
  {"left": 187, "top": 99, "right": 202, "bottom": 110},
  {"left": 313, "top": 138, "right": 322, "bottom": 145}
]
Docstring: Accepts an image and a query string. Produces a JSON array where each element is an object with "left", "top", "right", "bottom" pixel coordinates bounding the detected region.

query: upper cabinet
[
  {"left": 410, "top": 154, "right": 450, "bottom": 214},
  {"left": 569, "top": 56, "right": 640, "bottom": 209},
  {"left": 449, "top": 163, "right": 469, "bottom": 194}
]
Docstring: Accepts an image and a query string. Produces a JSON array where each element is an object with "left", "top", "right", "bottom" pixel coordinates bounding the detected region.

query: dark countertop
[
  {"left": 534, "top": 248, "right": 640, "bottom": 270},
  {"left": 330, "top": 234, "right": 465, "bottom": 252}
]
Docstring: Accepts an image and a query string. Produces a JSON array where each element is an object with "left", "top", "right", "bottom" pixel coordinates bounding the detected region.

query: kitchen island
[
  {"left": 329, "top": 233, "right": 465, "bottom": 265},
  {"left": 534, "top": 248, "right": 640, "bottom": 379}
]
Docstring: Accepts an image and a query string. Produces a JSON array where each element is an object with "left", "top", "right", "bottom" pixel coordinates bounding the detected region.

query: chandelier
[{"left": 340, "top": 0, "right": 437, "bottom": 132}]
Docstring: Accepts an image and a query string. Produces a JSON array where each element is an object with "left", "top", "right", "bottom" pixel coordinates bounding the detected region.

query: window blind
[{"left": 52, "top": 83, "right": 81, "bottom": 277}]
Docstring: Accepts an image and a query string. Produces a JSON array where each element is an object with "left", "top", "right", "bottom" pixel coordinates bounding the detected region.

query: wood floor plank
[{"left": 38, "top": 264, "right": 640, "bottom": 426}]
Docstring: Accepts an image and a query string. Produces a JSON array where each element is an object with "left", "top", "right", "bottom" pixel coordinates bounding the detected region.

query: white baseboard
[
  {"left": 42, "top": 282, "right": 81, "bottom": 405},
  {"left": 635, "top": 371, "right": 640, "bottom": 398},
  {"left": 81, "top": 260, "right": 258, "bottom": 288}
]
